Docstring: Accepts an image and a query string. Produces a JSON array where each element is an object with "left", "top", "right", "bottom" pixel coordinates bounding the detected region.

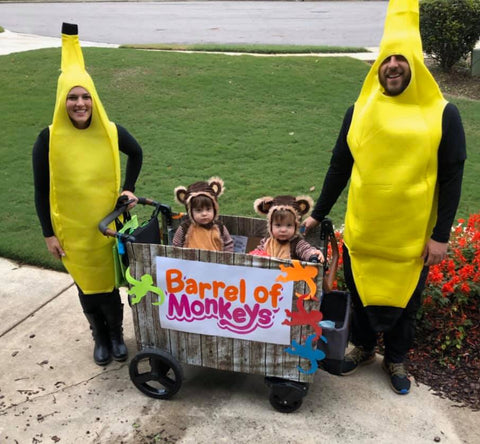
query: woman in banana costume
[
  {"left": 303, "top": 0, "right": 466, "bottom": 394},
  {"left": 33, "top": 23, "right": 143, "bottom": 366}
]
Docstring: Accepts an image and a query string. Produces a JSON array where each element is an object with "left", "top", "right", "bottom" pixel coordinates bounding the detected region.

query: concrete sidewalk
[
  {"left": 1, "top": 257, "right": 479, "bottom": 443},
  {"left": 0, "top": 28, "right": 118, "bottom": 56},
  {"left": 0, "top": 28, "right": 378, "bottom": 60}
]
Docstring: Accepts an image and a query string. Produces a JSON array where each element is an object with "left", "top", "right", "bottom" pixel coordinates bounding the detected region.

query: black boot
[
  {"left": 84, "top": 311, "right": 112, "bottom": 366},
  {"left": 101, "top": 302, "right": 128, "bottom": 361}
]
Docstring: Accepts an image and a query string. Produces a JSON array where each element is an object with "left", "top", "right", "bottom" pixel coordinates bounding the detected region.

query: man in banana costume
[
  {"left": 33, "top": 23, "right": 143, "bottom": 366},
  {"left": 303, "top": 0, "right": 466, "bottom": 394}
]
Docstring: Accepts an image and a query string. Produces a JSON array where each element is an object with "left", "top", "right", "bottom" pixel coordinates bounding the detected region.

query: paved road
[{"left": 0, "top": 1, "right": 387, "bottom": 46}]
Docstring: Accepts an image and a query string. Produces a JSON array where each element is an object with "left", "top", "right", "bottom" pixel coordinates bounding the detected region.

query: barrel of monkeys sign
[{"left": 155, "top": 257, "right": 294, "bottom": 344}]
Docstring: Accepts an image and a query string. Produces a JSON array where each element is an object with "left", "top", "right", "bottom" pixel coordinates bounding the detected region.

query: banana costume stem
[{"left": 49, "top": 23, "right": 120, "bottom": 293}]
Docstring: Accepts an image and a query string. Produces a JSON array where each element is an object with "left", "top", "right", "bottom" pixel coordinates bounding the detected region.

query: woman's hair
[
  {"left": 191, "top": 195, "right": 214, "bottom": 210},
  {"left": 271, "top": 209, "right": 296, "bottom": 225}
]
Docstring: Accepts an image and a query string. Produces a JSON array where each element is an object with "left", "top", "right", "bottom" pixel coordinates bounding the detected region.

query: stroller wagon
[{"left": 100, "top": 200, "right": 350, "bottom": 413}]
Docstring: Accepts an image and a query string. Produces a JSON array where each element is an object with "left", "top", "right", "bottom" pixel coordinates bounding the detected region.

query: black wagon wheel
[
  {"left": 265, "top": 376, "right": 309, "bottom": 413},
  {"left": 129, "top": 348, "right": 183, "bottom": 399},
  {"left": 269, "top": 391, "right": 303, "bottom": 413}
]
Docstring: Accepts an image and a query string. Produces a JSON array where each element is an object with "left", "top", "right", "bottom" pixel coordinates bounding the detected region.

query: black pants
[
  {"left": 342, "top": 245, "right": 429, "bottom": 363},
  {"left": 77, "top": 286, "right": 121, "bottom": 312}
]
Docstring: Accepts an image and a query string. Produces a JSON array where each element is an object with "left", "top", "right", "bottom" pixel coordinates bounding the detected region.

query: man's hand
[
  {"left": 301, "top": 216, "right": 320, "bottom": 234},
  {"left": 422, "top": 239, "right": 448, "bottom": 266},
  {"left": 45, "top": 236, "right": 65, "bottom": 260},
  {"left": 120, "top": 190, "right": 139, "bottom": 210}
]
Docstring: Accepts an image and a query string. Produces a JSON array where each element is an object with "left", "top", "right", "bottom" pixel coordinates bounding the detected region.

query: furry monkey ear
[
  {"left": 174, "top": 186, "right": 188, "bottom": 205},
  {"left": 254, "top": 196, "right": 274, "bottom": 216},
  {"left": 295, "top": 195, "right": 314, "bottom": 217},
  {"left": 208, "top": 176, "right": 225, "bottom": 198}
]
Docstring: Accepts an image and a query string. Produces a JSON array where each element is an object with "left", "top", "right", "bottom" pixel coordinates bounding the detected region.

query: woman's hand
[
  {"left": 120, "top": 190, "right": 139, "bottom": 210},
  {"left": 45, "top": 236, "right": 65, "bottom": 260}
]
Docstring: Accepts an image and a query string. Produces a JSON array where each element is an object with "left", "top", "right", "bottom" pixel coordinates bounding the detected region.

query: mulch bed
[
  {"left": 408, "top": 306, "right": 480, "bottom": 411},
  {"left": 425, "top": 56, "right": 480, "bottom": 100},
  {"left": 409, "top": 350, "right": 480, "bottom": 411}
]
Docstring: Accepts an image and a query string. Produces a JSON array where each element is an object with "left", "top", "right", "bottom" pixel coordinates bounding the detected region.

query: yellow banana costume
[
  {"left": 49, "top": 24, "right": 120, "bottom": 294},
  {"left": 343, "top": 0, "right": 446, "bottom": 310}
]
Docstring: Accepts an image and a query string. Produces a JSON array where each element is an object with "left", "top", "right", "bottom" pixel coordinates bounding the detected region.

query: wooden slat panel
[
  {"left": 243, "top": 255, "right": 268, "bottom": 375},
  {"left": 129, "top": 243, "right": 151, "bottom": 350},
  {"left": 165, "top": 245, "right": 188, "bottom": 362},
  {"left": 198, "top": 249, "right": 218, "bottom": 369},
  {"left": 234, "top": 215, "right": 251, "bottom": 253},
  {"left": 126, "top": 243, "right": 142, "bottom": 352},
  {"left": 215, "top": 251, "right": 235, "bottom": 371},
  {"left": 160, "top": 212, "right": 182, "bottom": 245},
  {"left": 149, "top": 244, "right": 169, "bottom": 350},
  {"left": 180, "top": 247, "right": 203, "bottom": 366},
  {"left": 243, "top": 254, "right": 267, "bottom": 376},
  {"left": 219, "top": 214, "right": 238, "bottom": 235},
  {"left": 230, "top": 251, "right": 252, "bottom": 373},
  {"left": 220, "top": 215, "right": 267, "bottom": 254},
  {"left": 261, "top": 257, "right": 284, "bottom": 379},
  {"left": 142, "top": 243, "right": 157, "bottom": 348},
  {"left": 264, "top": 342, "right": 284, "bottom": 378}
]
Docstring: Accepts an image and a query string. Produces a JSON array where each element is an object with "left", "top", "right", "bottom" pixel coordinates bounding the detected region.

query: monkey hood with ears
[
  {"left": 254, "top": 195, "right": 314, "bottom": 236},
  {"left": 49, "top": 22, "right": 120, "bottom": 294},
  {"left": 174, "top": 177, "right": 225, "bottom": 223},
  {"left": 344, "top": 0, "right": 447, "bottom": 317}
]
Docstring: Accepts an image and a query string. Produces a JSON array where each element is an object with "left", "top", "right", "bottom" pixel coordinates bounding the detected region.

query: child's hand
[
  {"left": 316, "top": 250, "right": 325, "bottom": 263},
  {"left": 308, "top": 249, "right": 324, "bottom": 263}
]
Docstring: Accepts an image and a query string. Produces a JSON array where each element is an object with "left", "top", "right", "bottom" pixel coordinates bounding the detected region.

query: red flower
[
  {"left": 459, "top": 265, "right": 474, "bottom": 280},
  {"left": 442, "top": 282, "right": 454, "bottom": 294}
]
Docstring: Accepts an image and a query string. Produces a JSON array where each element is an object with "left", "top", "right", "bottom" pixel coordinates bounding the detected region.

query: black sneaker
[
  {"left": 340, "top": 346, "right": 376, "bottom": 375},
  {"left": 382, "top": 359, "right": 411, "bottom": 395}
]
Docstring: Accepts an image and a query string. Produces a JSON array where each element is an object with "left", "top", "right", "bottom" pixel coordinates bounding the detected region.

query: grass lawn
[{"left": 1, "top": 47, "right": 479, "bottom": 270}]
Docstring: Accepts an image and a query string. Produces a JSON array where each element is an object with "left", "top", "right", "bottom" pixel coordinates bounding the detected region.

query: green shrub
[{"left": 420, "top": 0, "right": 480, "bottom": 71}]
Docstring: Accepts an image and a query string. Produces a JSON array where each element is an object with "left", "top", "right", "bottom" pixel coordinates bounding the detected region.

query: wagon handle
[
  {"left": 98, "top": 205, "right": 132, "bottom": 240},
  {"left": 320, "top": 218, "right": 339, "bottom": 294},
  {"left": 98, "top": 197, "right": 173, "bottom": 242}
]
